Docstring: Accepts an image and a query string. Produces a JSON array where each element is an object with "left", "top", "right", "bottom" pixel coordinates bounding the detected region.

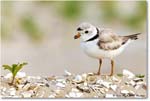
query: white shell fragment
[
  {"left": 64, "top": 70, "right": 72, "bottom": 76},
  {"left": 133, "top": 78, "right": 143, "bottom": 82},
  {"left": 66, "top": 92, "right": 83, "bottom": 98},
  {"left": 129, "top": 80, "right": 136, "bottom": 86},
  {"left": 56, "top": 82, "right": 65, "bottom": 88},
  {"left": 81, "top": 73, "right": 87, "bottom": 80},
  {"left": 9, "top": 88, "right": 16, "bottom": 96},
  {"left": 112, "top": 76, "right": 119, "bottom": 82},
  {"left": 110, "top": 85, "right": 117, "bottom": 91},
  {"left": 121, "top": 90, "right": 129, "bottom": 97},
  {"left": 22, "top": 83, "right": 31, "bottom": 91},
  {"left": 123, "top": 69, "right": 135, "bottom": 79},
  {"left": 48, "top": 93, "right": 56, "bottom": 98},
  {"left": 73, "top": 75, "right": 83, "bottom": 83},
  {"left": 97, "top": 80, "right": 111, "bottom": 88},
  {"left": 105, "top": 94, "right": 115, "bottom": 98},
  {"left": 66, "top": 88, "right": 83, "bottom": 98},
  {"left": 21, "top": 91, "right": 33, "bottom": 98}
]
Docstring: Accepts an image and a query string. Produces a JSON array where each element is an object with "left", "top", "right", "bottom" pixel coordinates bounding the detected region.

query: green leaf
[
  {"left": 136, "top": 74, "right": 145, "bottom": 78},
  {"left": 117, "top": 73, "right": 123, "bottom": 77},
  {"left": 2, "top": 65, "right": 12, "bottom": 72},
  {"left": 13, "top": 62, "right": 28, "bottom": 77},
  {"left": 21, "top": 62, "right": 28, "bottom": 66},
  {"left": 12, "top": 64, "right": 17, "bottom": 74}
]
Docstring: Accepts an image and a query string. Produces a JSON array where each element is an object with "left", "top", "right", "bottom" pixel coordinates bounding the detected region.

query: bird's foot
[{"left": 93, "top": 72, "right": 100, "bottom": 76}]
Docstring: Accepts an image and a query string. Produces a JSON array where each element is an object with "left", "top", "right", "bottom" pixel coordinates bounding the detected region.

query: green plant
[
  {"left": 2, "top": 62, "right": 28, "bottom": 85},
  {"left": 135, "top": 74, "right": 145, "bottom": 78},
  {"left": 117, "top": 73, "right": 123, "bottom": 77}
]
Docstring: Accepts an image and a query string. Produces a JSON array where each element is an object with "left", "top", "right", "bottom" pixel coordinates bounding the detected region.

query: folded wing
[{"left": 97, "top": 29, "right": 122, "bottom": 50}]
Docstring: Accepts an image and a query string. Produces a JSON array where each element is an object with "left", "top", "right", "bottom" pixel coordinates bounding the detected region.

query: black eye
[{"left": 85, "top": 31, "right": 89, "bottom": 34}]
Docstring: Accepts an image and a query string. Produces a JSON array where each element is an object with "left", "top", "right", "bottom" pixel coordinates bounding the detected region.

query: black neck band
[{"left": 85, "top": 27, "right": 99, "bottom": 42}]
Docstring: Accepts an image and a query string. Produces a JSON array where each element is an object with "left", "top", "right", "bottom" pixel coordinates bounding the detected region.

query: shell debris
[{"left": 0, "top": 69, "right": 147, "bottom": 98}]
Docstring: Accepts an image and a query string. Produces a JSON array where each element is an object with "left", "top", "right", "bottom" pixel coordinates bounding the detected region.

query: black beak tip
[{"left": 74, "top": 36, "right": 77, "bottom": 39}]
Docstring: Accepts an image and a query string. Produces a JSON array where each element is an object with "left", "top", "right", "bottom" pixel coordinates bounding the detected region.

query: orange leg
[
  {"left": 109, "top": 59, "right": 114, "bottom": 76},
  {"left": 97, "top": 59, "right": 102, "bottom": 75}
]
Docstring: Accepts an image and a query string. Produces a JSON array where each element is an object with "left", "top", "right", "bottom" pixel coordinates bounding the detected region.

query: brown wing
[{"left": 97, "top": 29, "right": 123, "bottom": 50}]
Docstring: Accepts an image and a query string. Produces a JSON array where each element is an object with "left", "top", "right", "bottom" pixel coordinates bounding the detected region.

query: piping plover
[{"left": 74, "top": 22, "right": 141, "bottom": 76}]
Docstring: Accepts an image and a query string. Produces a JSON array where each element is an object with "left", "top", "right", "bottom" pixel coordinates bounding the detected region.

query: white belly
[{"left": 81, "top": 39, "right": 130, "bottom": 59}]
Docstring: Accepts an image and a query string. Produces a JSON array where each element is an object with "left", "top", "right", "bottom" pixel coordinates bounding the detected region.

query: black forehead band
[{"left": 77, "top": 27, "right": 83, "bottom": 31}]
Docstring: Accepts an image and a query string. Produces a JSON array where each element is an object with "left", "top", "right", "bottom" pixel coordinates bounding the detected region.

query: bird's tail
[{"left": 124, "top": 33, "right": 141, "bottom": 40}]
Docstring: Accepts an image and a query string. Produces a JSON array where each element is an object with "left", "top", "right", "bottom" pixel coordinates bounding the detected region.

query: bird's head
[{"left": 74, "top": 22, "right": 97, "bottom": 41}]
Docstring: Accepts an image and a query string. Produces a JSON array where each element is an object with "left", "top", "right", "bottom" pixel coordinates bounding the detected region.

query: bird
[{"left": 74, "top": 22, "right": 141, "bottom": 76}]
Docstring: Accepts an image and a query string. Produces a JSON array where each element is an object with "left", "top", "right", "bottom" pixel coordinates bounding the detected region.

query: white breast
[{"left": 81, "top": 39, "right": 131, "bottom": 59}]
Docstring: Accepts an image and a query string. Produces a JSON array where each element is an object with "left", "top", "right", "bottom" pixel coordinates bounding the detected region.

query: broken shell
[
  {"left": 81, "top": 73, "right": 87, "bottom": 80},
  {"left": 105, "top": 94, "right": 116, "bottom": 98},
  {"left": 86, "top": 75, "right": 97, "bottom": 84},
  {"left": 10, "top": 90, "right": 16, "bottom": 96},
  {"left": 8, "top": 88, "right": 16, "bottom": 96},
  {"left": 99, "top": 88, "right": 106, "bottom": 94},
  {"left": 129, "top": 80, "right": 136, "bottom": 86},
  {"left": 28, "top": 85, "right": 38, "bottom": 91},
  {"left": 66, "top": 91, "right": 83, "bottom": 98},
  {"left": 64, "top": 70, "right": 72, "bottom": 76},
  {"left": 87, "top": 72, "right": 95, "bottom": 76},
  {"left": 123, "top": 69, "right": 135, "bottom": 79},
  {"left": 133, "top": 78, "right": 143, "bottom": 82},
  {"left": 73, "top": 75, "right": 83, "bottom": 83},
  {"left": 21, "top": 91, "right": 33, "bottom": 98},
  {"left": 83, "top": 82, "right": 88, "bottom": 86},
  {"left": 65, "top": 88, "right": 83, "bottom": 98},
  {"left": 110, "top": 85, "right": 117, "bottom": 91},
  {"left": 49, "top": 93, "right": 56, "bottom": 98},
  {"left": 46, "top": 76, "right": 56, "bottom": 81},
  {"left": 2, "top": 87, "right": 6, "bottom": 92},
  {"left": 56, "top": 82, "right": 65, "bottom": 88},
  {"left": 76, "top": 85, "right": 90, "bottom": 93},
  {"left": 121, "top": 90, "right": 129, "bottom": 94},
  {"left": 101, "top": 81, "right": 111, "bottom": 88},
  {"left": 112, "top": 76, "right": 119, "bottom": 82},
  {"left": 134, "top": 85, "right": 141, "bottom": 90},
  {"left": 55, "top": 89, "right": 64, "bottom": 95},
  {"left": 128, "top": 91, "right": 135, "bottom": 96},
  {"left": 96, "top": 79, "right": 103, "bottom": 84},
  {"left": 56, "top": 78, "right": 66, "bottom": 83},
  {"left": 16, "top": 84, "right": 24, "bottom": 90},
  {"left": 22, "top": 83, "right": 31, "bottom": 91},
  {"left": 71, "top": 88, "right": 80, "bottom": 92}
]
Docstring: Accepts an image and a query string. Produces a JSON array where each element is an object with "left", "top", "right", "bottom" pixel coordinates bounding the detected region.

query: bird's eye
[{"left": 85, "top": 31, "right": 89, "bottom": 34}]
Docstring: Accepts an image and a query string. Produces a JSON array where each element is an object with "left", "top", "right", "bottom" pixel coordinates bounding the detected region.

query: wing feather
[{"left": 97, "top": 29, "right": 122, "bottom": 50}]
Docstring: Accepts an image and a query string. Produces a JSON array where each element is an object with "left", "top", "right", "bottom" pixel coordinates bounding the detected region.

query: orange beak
[{"left": 74, "top": 33, "right": 81, "bottom": 39}]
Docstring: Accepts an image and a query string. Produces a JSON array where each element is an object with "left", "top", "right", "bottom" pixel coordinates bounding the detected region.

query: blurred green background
[{"left": 1, "top": 1, "right": 147, "bottom": 76}]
